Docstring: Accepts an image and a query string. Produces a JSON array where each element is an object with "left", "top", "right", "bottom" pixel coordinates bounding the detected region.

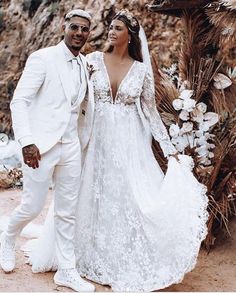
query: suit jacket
[{"left": 10, "top": 41, "right": 94, "bottom": 154}]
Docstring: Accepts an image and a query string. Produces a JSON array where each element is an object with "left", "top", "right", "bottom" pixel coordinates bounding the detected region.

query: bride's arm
[{"left": 141, "top": 69, "right": 177, "bottom": 158}]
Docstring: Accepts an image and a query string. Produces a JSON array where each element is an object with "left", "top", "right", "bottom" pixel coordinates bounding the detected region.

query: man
[{"left": 0, "top": 9, "right": 95, "bottom": 292}]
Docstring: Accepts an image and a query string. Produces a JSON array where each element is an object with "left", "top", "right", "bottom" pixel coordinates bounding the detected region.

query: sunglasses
[{"left": 68, "top": 23, "right": 90, "bottom": 33}]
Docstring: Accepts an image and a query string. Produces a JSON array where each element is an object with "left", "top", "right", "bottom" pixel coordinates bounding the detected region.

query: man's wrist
[{"left": 19, "top": 136, "right": 34, "bottom": 148}]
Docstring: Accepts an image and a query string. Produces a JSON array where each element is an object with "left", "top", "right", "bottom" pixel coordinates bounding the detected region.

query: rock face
[
  {"left": 0, "top": 0, "right": 181, "bottom": 136},
  {"left": 0, "top": 0, "right": 235, "bottom": 136}
]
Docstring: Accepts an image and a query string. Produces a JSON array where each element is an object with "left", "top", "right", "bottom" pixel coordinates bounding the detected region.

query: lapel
[
  {"left": 80, "top": 54, "right": 94, "bottom": 109},
  {"left": 79, "top": 53, "right": 89, "bottom": 82},
  {"left": 77, "top": 53, "right": 87, "bottom": 103},
  {"left": 54, "top": 41, "right": 74, "bottom": 105}
]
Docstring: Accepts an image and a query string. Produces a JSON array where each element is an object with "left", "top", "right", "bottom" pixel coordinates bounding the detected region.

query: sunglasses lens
[{"left": 69, "top": 24, "right": 89, "bottom": 33}]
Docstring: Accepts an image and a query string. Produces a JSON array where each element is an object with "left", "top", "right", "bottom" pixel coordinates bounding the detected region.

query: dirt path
[{"left": 0, "top": 189, "right": 235, "bottom": 292}]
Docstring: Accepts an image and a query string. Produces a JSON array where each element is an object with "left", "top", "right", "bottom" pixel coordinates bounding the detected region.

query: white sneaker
[
  {"left": 0, "top": 232, "right": 15, "bottom": 273},
  {"left": 54, "top": 268, "right": 95, "bottom": 292}
]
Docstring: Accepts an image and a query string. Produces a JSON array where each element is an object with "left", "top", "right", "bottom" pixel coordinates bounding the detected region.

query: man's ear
[{"left": 61, "top": 23, "right": 66, "bottom": 33}]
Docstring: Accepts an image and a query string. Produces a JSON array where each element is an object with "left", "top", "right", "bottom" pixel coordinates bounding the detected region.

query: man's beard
[
  {"left": 72, "top": 40, "right": 86, "bottom": 51},
  {"left": 72, "top": 45, "right": 82, "bottom": 51}
]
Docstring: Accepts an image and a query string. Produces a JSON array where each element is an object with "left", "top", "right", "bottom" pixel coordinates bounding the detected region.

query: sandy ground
[{"left": 0, "top": 188, "right": 236, "bottom": 292}]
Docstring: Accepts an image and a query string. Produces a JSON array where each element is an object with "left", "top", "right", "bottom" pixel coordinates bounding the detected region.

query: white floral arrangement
[
  {"left": 168, "top": 69, "right": 234, "bottom": 166},
  {"left": 169, "top": 87, "right": 218, "bottom": 166}
]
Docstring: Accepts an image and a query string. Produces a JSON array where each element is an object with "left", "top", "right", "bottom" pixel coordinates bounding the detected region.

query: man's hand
[{"left": 22, "top": 144, "right": 41, "bottom": 169}]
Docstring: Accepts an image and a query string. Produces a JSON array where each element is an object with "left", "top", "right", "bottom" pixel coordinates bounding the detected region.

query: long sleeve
[
  {"left": 141, "top": 69, "right": 177, "bottom": 157},
  {"left": 10, "top": 51, "right": 46, "bottom": 147}
]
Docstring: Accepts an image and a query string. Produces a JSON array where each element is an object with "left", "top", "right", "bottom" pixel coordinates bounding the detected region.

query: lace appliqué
[
  {"left": 87, "top": 52, "right": 176, "bottom": 157},
  {"left": 86, "top": 52, "right": 145, "bottom": 106}
]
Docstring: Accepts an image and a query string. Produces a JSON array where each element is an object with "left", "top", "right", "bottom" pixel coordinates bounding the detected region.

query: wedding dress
[{"left": 21, "top": 51, "right": 208, "bottom": 291}]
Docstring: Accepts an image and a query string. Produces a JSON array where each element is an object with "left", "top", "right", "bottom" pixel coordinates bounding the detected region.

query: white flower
[
  {"left": 180, "top": 122, "right": 193, "bottom": 134},
  {"left": 208, "top": 143, "right": 216, "bottom": 149},
  {"left": 187, "top": 133, "right": 195, "bottom": 148},
  {"left": 191, "top": 107, "right": 204, "bottom": 123},
  {"left": 179, "top": 89, "right": 194, "bottom": 100},
  {"left": 179, "top": 80, "right": 191, "bottom": 92},
  {"left": 213, "top": 73, "right": 232, "bottom": 89},
  {"left": 208, "top": 152, "right": 215, "bottom": 158},
  {"left": 227, "top": 67, "right": 236, "bottom": 79},
  {"left": 171, "top": 135, "right": 189, "bottom": 152},
  {"left": 172, "top": 99, "right": 183, "bottom": 111},
  {"left": 195, "top": 130, "right": 204, "bottom": 138},
  {"left": 195, "top": 145, "right": 208, "bottom": 157},
  {"left": 179, "top": 110, "right": 190, "bottom": 121},
  {"left": 201, "top": 112, "right": 219, "bottom": 131},
  {"left": 199, "top": 157, "right": 211, "bottom": 166},
  {"left": 169, "top": 124, "right": 180, "bottom": 138},
  {"left": 196, "top": 102, "right": 207, "bottom": 113},
  {"left": 182, "top": 98, "right": 196, "bottom": 112},
  {"left": 205, "top": 132, "right": 215, "bottom": 140},
  {"left": 195, "top": 136, "right": 207, "bottom": 145},
  {"left": 163, "top": 63, "right": 177, "bottom": 78}
]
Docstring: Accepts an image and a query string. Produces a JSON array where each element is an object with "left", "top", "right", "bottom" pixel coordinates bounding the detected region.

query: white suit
[{"left": 6, "top": 41, "right": 94, "bottom": 269}]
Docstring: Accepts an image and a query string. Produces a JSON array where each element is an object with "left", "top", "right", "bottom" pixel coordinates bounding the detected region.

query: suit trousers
[{"left": 6, "top": 140, "right": 81, "bottom": 269}]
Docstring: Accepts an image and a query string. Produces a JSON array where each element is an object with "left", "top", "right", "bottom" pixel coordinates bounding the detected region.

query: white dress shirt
[{"left": 59, "top": 42, "right": 83, "bottom": 143}]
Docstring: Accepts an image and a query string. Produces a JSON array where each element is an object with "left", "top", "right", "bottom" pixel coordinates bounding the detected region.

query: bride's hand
[{"left": 170, "top": 152, "right": 180, "bottom": 162}]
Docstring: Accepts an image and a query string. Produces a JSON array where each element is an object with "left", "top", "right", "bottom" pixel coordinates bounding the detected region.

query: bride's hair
[{"left": 106, "top": 9, "right": 143, "bottom": 62}]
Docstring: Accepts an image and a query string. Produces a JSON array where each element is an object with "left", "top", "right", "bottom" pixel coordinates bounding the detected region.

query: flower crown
[{"left": 116, "top": 9, "right": 138, "bottom": 28}]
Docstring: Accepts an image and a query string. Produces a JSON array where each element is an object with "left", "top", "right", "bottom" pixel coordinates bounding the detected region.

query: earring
[{"left": 128, "top": 39, "right": 131, "bottom": 44}]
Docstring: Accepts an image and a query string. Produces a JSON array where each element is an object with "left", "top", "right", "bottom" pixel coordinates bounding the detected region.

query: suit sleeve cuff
[{"left": 19, "top": 136, "right": 34, "bottom": 148}]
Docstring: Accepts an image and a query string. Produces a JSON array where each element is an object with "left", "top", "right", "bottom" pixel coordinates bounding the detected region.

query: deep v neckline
[{"left": 102, "top": 53, "right": 136, "bottom": 103}]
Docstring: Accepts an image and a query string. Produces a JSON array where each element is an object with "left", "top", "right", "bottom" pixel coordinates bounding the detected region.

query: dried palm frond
[
  {"left": 220, "top": 0, "right": 236, "bottom": 11},
  {"left": 197, "top": 106, "right": 235, "bottom": 249},
  {"left": 152, "top": 139, "right": 168, "bottom": 172},
  {"left": 179, "top": 10, "right": 219, "bottom": 82},
  {"left": 151, "top": 7, "right": 236, "bottom": 249},
  {"left": 206, "top": 4, "right": 236, "bottom": 45},
  {"left": 223, "top": 81, "right": 236, "bottom": 111},
  {"left": 210, "top": 86, "right": 230, "bottom": 116},
  {"left": 187, "top": 58, "right": 222, "bottom": 102},
  {"left": 152, "top": 57, "right": 179, "bottom": 121},
  {"left": 205, "top": 171, "right": 236, "bottom": 250}
]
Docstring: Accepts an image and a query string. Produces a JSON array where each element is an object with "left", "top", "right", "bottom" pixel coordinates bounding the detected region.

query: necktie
[{"left": 71, "top": 57, "right": 81, "bottom": 104}]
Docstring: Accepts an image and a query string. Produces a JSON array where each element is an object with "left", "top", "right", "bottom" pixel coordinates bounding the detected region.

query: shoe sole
[
  {"left": 54, "top": 279, "right": 95, "bottom": 292},
  {"left": 1, "top": 267, "right": 14, "bottom": 273}
]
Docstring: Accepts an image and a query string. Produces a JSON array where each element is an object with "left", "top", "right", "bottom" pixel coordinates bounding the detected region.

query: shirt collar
[{"left": 62, "top": 41, "right": 80, "bottom": 62}]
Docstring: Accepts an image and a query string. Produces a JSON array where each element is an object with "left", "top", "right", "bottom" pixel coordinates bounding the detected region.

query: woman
[{"left": 26, "top": 9, "right": 208, "bottom": 291}]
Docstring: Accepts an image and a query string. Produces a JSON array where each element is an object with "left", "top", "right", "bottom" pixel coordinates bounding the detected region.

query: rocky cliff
[{"left": 0, "top": 0, "right": 235, "bottom": 136}]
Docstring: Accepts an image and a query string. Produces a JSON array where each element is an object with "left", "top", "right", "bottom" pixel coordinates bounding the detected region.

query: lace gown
[{"left": 23, "top": 51, "right": 208, "bottom": 291}]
